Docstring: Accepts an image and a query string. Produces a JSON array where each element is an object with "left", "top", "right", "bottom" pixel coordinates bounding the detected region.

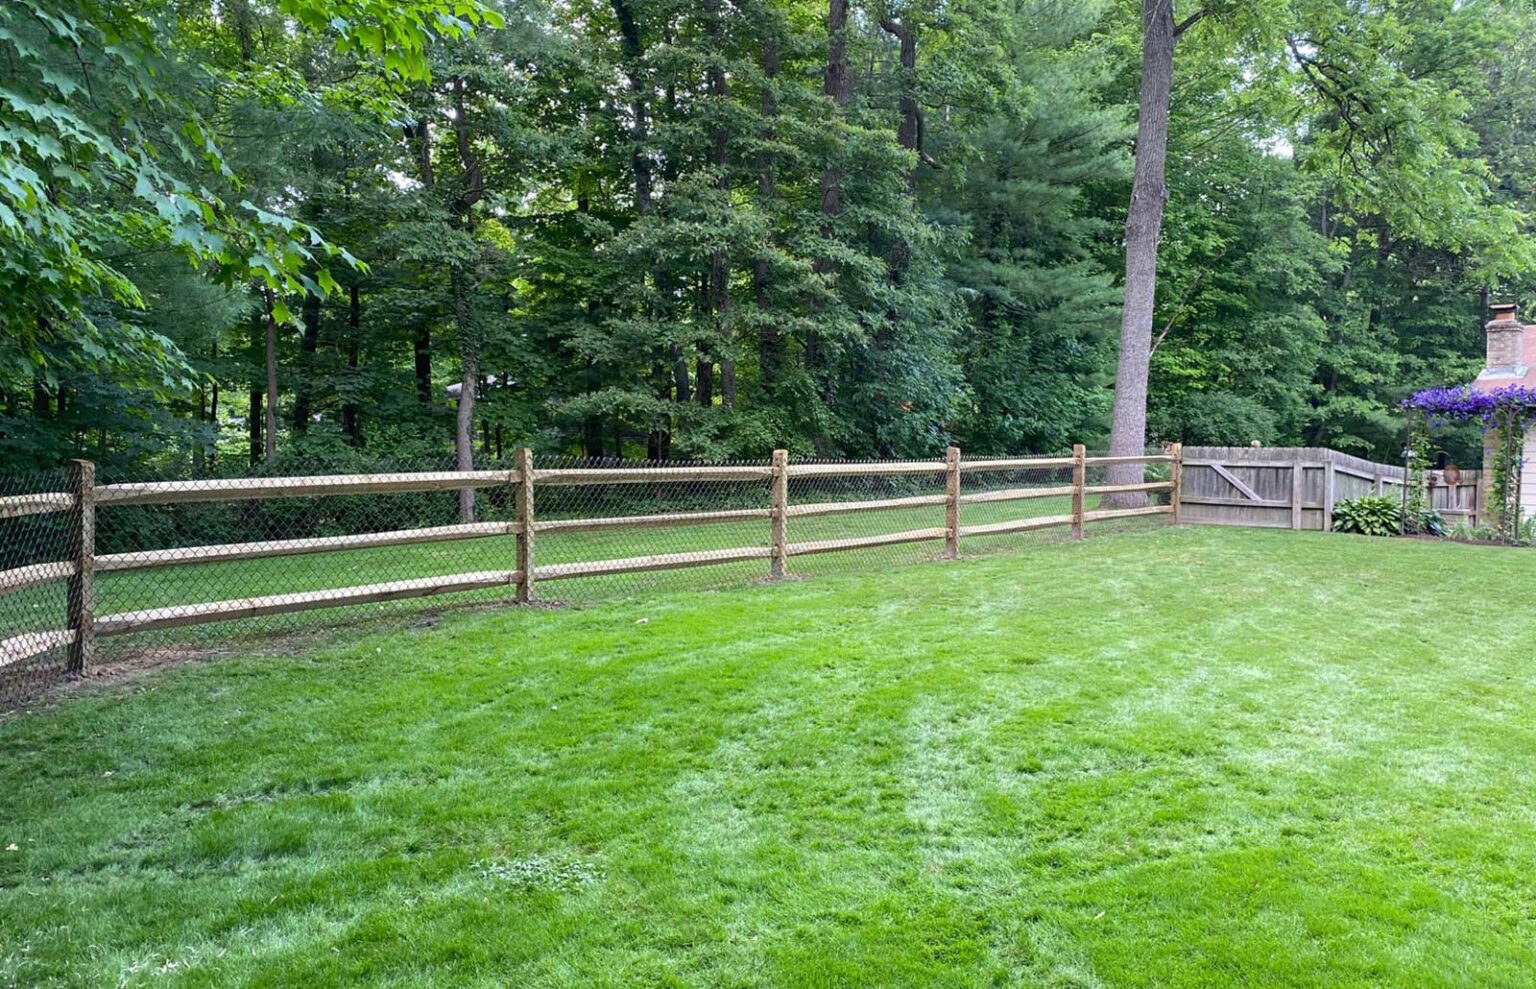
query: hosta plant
[{"left": 1332, "top": 496, "right": 1403, "bottom": 537}]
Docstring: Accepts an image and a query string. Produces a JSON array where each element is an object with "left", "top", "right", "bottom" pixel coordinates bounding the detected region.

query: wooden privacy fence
[
  {"left": 0, "top": 445, "right": 1180, "bottom": 674},
  {"left": 1180, "top": 446, "right": 1483, "bottom": 530}
]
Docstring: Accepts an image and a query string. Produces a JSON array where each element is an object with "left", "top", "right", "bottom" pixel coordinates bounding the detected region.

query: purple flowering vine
[{"left": 1402, "top": 384, "right": 1536, "bottom": 428}]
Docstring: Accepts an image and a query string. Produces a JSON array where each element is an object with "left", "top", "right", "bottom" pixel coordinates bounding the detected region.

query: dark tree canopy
[{"left": 3, "top": 0, "right": 1532, "bottom": 475}]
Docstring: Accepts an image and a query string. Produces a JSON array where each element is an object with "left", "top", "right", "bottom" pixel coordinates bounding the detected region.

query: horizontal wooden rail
[
  {"left": 0, "top": 492, "right": 75, "bottom": 519},
  {"left": 960, "top": 485, "right": 1074, "bottom": 505},
  {"left": 95, "top": 522, "right": 521, "bottom": 573},
  {"left": 1083, "top": 455, "right": 1171, "bottom": 466},
  {"left": 785, "top": 527, "right": 948, "bottom": 556},
  {"left": 1086, "top": 481, "right": 1172, "bottom": 496},
  {"left": 786, "top": 462, "right": 945, "bottom": 478},
  {"left": 94, "top": 470, "right": 516, "bottom": 507},
  {"left": 534, "top": 466, "right": 771, "bottom": 486},
  {"left": 96, "top": 571, "right": 520, "bottom": 636},
  {"left": 1185, "top": 458, "right": 1315, "bottom": 470},
  {"left": 535, "top": 547, "right": 770, "bottom": 580},
  {"left": 787, "top": 494, "right": 947, "bottom": 518},
  {"left": 960, "top": 513, "right": 1073, "bottom": 538},
  {"left": 0, "top": 629, "right": 77, "bottom": 669},
  {"left": 1083, "top": 505, "right": 1173, "bottom": 523},
  {"left": 0, "top": 560, "right": 76, "bottom": 595},
  {"left": 960, "top": 457, "right": 1075, "bottom": 471},
  {"left": 534, "top": 508, "right": 769, "bottom": 533},
  {"left": 1180, "top": 495, "right": 1289, "bottom": 509}
]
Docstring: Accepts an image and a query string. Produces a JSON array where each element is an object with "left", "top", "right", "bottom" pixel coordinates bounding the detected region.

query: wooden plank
[
  {"left": 1070, "top": 444, "right": 1086, "bottom": 540},
  {"left": 961, "top": 457, "right": 1076, "bottom": 471},
  {"left": 786, "top": 461, "right": 945, "bottom": 478},
  {"left": 1333, "top": 464, "right": 1383, "bottom": 482},
  {"left": 0, "top": 492, "right": 75, "bottom": 519},
  {"left": 516, "top": 448, "right": 534, "bottom": 603},
  {"left": 1291, "top": 463, "right": 1304, "bottom": 530},
  {"left": 786, "top": 527, "right": 947, "bottom": 556},
  {"left": 66, "top": 460, "right": 94, "bottom": 673},
  {"left": 1083, "top": 455, "right": 1171, "bottom": 466},
  {"left": 535, "top": 547, "right": 771, "bottom": 581},
  {"left": 1186, "top": 458, "right": 1312, "bottom": 470},
  {"left": 1180, "top": 496, "right": 1292, "bottom": 508},
  {"left": 788, "top": 494, "right": 947, "bottom": 517},
  {"left": 944, "top": 446, "right": 961, "bottom": 559},
  {"left": 96, "top": 571, "right": 520, "bottom": 636},
  {"left": 1169, "top": 442, "right": 1183, "bottom": 525},
  {"left": 0, "top": 629, "right": 76, "bottom": 670},
  {"left": 96, "top": 522, "right": 520, "bottom": 572},
  {"left": 1322, "top": 460, "right": 1336, "bottom": 532},
  {"left": 960, "top": 485, "right": 1075, "bottom": 506},
  {"left": 1084, "top": 482, "right": 1172, "bottom": 496},
  {"left": 534, "top": 508, "right": 769, "bottom": 533},
  {"left": 1183, "top": 515, "right": 1294, "bottom": 529},
  {"left": 1205, "top": 462, "right": 1265, "bottom": 502},
  {"left": 770, "top": 450, "right": 788, "bottom": 580},
  {"left": 533, "top": 466, "right": 772, "bottom": 486},
  {"left": 1083, "top": 505, "right": 1172, "bottom": 523},
  {"left": 94, "top": 470, "right": 516, "bottom": 506},
  {"left": 963, "top": 514, "right": 1075, "bottom": 538},
  {"left": 0, "top": 560, "right": 76, "bottom": 595}
]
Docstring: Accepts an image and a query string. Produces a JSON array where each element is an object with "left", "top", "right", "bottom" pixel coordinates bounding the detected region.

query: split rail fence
[
  {"left": 0, "top": 446, "right": 1180, "bottom": 688},
  {"left": 1180, "top": 445, "right": 1482, "bottom": 530}
]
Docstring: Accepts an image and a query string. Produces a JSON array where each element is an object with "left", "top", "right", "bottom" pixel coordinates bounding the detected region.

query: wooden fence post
[
  {"left": 1168, "top": 442, "right": 1183, "bottom": 525},
  {"left": 66, "top": 459, "right": 95, "bottom": 674},
  {"left": 770, "top": 449, "right": 788, "bottom": 579},
  {"left": 1322, "top": 459, "right": 1336, "bottom": 532},
  {"left": 515, "top": 448, "right": 534, "bottom": 603},
  {"left": 1373, "top": 470, "right": 1384, "bottom": 496},
  {"left": 1071, "top": 444, "right": 1086, "bottom": 539},
  {"left": 1291, "top": 462, "right": 1304, "bottom": 530},
  {"left": 944, "top": 446, "right": 961, "bottom": 559}
]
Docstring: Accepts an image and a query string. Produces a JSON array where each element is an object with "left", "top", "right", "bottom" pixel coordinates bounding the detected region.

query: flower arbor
[{"left": 1402, "top": 384, "right": 1536, "bottom": 541}]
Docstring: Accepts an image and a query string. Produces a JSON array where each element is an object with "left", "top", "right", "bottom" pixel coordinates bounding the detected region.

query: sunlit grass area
[{"left": 3, "top": 526, "right": 1534, "bottom": 987}]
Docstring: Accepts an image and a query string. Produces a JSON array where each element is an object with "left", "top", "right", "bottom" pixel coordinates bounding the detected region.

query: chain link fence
[
  {"left": 0, "top": 467, "right": 75, "bottom": 700},
  {"left": 0, "top": 450, "right": 1172, "bottom": 707}
]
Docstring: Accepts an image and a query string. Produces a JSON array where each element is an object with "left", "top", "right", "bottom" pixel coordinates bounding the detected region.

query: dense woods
[{"left": 5, "top": 0, "right": 1535, "bottom": 476}]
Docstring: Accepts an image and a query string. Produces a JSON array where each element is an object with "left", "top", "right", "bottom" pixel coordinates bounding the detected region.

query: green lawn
[{"left": 4, "top": 526, "right": 1535, "bottom": 987}]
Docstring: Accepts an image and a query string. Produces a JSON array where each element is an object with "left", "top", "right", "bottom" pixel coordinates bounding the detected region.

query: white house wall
[{"left": 1522, "top": 429, "right": 1536, "bottom": 517}]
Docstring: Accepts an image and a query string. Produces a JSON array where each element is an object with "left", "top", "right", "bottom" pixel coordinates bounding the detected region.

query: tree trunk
[
  {"left": 343, "top": 282, "right": 362, "bottom": 446},
  {"left": 756, "top": 38, "right": 784, "bottom": 395},
  {"left": 454, "top": 272, "right": 477, "bottom": 520},
  {"left": 672, "top": 345, "right": 692, "bottom": 404},
  {"left": 611, "top": 0, "right": 653, "bottom": 216},
  {"left": 703, "top": 0, "right": 734, "bottom": 407},
  {"left": 261, "top": 286, "right": 278, "bottom": 463},
  {"left": 697, "top": 356, "right": 714, "bottom": 408},
  {"left": 1105, "top": 0, "right": 1179, "bottom": 503},
  {"left": 808, "top": 0, "right": 852, "bottom": 445},
  {"left": 450, "top": 76, "right": 486, "bottom": 522},
  {"left": 413, "top": 328, "right": 432, "bottom": 404},
  {"left": 248, "top": 387, "right": 263, "bottom": 465},
  {"left": 291, "top": 289, "right": 321, "bottom": 433}
]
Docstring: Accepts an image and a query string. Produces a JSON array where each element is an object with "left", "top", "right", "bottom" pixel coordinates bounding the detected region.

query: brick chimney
[{"left": 1482, "top": 303, "right": 1526, "bottom": 379}]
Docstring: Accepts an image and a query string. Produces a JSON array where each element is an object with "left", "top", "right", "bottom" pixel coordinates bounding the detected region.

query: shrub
[
  {"left": 1451, "top": 521, "right": 1497, "bottom": 542},
  {"left": 1402, "top": 506, "right": 1447, "bottom": 537},
  {"left": 1332, "top": 496, "right": 1403, "bottom": 537}
]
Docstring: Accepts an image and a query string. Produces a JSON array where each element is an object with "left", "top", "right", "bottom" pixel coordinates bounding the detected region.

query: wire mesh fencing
[
  {"left": 0, "top": 467, "right": 75, "bottom": 699},
  {"left": 0, "top": 448, "right": 1176, "bottom": 706}
]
